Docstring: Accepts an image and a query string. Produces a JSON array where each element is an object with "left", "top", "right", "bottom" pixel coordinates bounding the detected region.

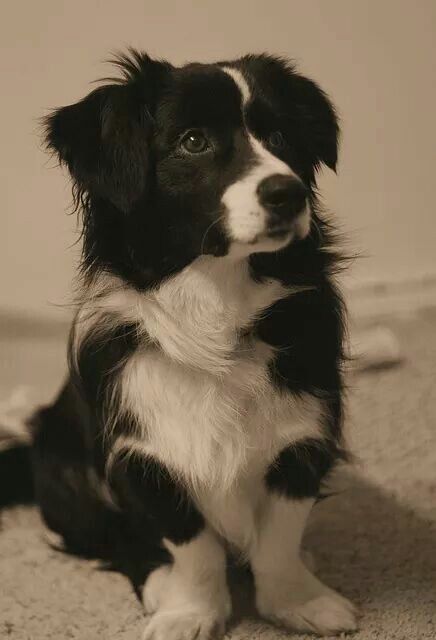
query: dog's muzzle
[{"left": 257, "top": 174, "right": 308, "bottom": 238}]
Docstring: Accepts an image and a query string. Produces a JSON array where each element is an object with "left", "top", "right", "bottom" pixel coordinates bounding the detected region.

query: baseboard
[
  {"left": 1, "top": 273, "right": 436, "bottom": 335},
  {"left": 345, "top": 273, "right": 436, "bottom": 320},
  {"left": 0, "top": 309, "right": 70, "bottom": 340}
]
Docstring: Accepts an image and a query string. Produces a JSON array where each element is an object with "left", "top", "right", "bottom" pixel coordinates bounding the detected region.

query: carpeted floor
[{"left": 0, "top": 308, "right": 435, "bottom": 639}]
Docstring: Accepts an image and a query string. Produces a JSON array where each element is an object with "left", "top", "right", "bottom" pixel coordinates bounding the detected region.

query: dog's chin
[{"left": 228, "top": 214, "right": 311, "bottom": 259}]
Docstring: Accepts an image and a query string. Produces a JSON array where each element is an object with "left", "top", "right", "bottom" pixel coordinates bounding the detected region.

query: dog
[{"left": 1, "top": 50, "right": 357, "bottom": 639}]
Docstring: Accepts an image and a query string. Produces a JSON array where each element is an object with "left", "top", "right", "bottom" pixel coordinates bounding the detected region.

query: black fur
[
  {"left": 2, "top": 50, "right": 347, "bottom": 595},
  {"left": 234, "top": 54, "right": 339, "bottom": 178},
  {"left": 109, "top": 450, "right": 205, "bottom": 545},
  {"left": 0, "top": 445, "right": 34, "bottom": 507},
  {"left": 266, "top": 437, "right": 345, "bottom": 498},
  {"left": 44, "top": 51, "right": 339, "bottom": 289}
]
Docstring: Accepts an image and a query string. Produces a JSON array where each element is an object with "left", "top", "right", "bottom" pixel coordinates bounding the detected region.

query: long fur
[{"left": 1, "top": 50, "right": 357, "bottom": 638}]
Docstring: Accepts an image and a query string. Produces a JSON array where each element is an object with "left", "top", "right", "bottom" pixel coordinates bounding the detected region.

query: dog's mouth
[
  {"left": 223, "top": 204, "right": 311, "bottom": 258},
  {"left": 254, "top": 209, "right": 311, "bottom": 245}
]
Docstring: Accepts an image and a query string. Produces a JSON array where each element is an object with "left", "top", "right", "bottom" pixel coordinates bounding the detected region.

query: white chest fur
[
  {"left": 80, "top": 256, "right": 322, "bottom": 550},
  {"left": 118, "top": 337, "right": 322, "bottom": 553},
  {"left": 119, "top": 336, "right": 322, "bottom": 487}
]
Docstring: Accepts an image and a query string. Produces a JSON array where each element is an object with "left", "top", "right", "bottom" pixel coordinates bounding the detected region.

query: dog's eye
[
  {"left": 180, "top": 130, "right": 210, "bottom": 154},
  {"left": 268, "top": 131, "right": 285, "bottom": 149}
]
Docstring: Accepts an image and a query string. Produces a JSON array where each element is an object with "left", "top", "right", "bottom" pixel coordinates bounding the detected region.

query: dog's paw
[
  {"left": 256, "top": 562, "right": 358, "bottom": 637},
  {"left": 143, "top": 608, "right": 226, "bottom": 640},
  {"left": 143, "top": 565, "right": 172, "bottom": 614},
  {"left": 262, "top": 592, "right": 357, "bottom": 636},
  {"left": 142, "top": 562, "right": 230, "bottom": 640}
]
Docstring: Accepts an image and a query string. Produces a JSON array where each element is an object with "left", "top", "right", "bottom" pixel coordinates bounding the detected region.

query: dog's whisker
[
  {"left": 200, "top": 213, "right": 226, "bottom": 255},
  {"left": 7, "top": 48, "right": 355, "bottom": 639}
]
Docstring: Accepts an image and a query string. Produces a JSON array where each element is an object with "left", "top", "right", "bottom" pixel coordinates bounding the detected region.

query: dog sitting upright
[{"left": 27, "top": 50, "right": 355, "bottom": 639}]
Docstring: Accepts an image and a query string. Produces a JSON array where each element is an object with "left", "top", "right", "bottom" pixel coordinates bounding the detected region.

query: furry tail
[
  {"left": 0, "top": 397, "right": 159, "bottom": 593},
  {"left": 0, "top": 391, "right": 35, "bottom": 507},
  {"left": 0, "top": 444, "right": 34, "bottom": 507}
]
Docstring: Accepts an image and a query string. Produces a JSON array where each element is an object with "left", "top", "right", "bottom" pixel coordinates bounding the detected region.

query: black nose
[{"left": 257, "top": 174, "right": 307, "bottom": 218}]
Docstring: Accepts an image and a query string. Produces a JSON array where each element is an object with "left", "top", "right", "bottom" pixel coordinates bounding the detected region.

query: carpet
[{"left": 0, "top": 308, "right": 435, "bottom": 639}]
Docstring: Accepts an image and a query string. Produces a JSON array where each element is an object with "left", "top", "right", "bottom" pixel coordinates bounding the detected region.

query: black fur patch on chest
[
  {"left": 71, "top": 318, "right": 140, "bottom": 469},
  {"left": 265, "top": 437, "right": 347, "bottom": 498}
]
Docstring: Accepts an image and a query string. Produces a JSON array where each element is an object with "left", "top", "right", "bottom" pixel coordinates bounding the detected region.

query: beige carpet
[{"left": 0, "top": 309, "right": 435, "bottom": 639}]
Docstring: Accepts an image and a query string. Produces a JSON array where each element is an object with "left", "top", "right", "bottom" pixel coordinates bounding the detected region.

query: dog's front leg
[
  {"left": 250, "top": 445, "right": 357, "bottom": 636},
  {"left": 109, "top": 451, "right": 231, "bottom": 640}
]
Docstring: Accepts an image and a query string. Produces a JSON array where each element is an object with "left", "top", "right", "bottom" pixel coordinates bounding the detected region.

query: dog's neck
[{"left": 79, "top": 255, "right": 289, "bottom": 374}]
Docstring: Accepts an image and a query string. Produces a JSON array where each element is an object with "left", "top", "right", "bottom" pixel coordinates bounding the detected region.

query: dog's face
[{"left": 46, "top": 52, "right": 339, "bottom": 283}]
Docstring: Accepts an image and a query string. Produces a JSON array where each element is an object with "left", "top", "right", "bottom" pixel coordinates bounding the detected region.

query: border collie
[{"left": 2, "top": 50, "right": 357, "bottom": 639}]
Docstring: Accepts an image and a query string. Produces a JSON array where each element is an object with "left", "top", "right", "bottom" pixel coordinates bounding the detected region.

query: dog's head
[{"left": 45, "top": 51, "right": 339, "bottom": 283}]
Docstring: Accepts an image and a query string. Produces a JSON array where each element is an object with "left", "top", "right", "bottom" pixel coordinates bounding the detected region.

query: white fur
[
  {"left": 74, "top": 254, "right": 353, "bottom": 636},
  {"left": 80, "top": 255, "right": 288, "bottom": 375},
  {"left": 191, "top": 392, "right": 323, "bottom": 553},
  {"left": 77, "top": 256, "right": 323, "bottom": 543},
  {"left": 70, "top": 272, "right": 132, "bottom": 374},
  {"left": 143, "top": 528, "right": 231, "bottom": 640},
  {"left": 222, "top": 132, "right": 295, "bottom": 245},
  {"left": 222, "top": 67, "right": 251, "bottom": 105},
  {"left": 221, "top": 67, "right": 310, "bottom": 246},
  {"left": 251, "top": 496, "right": 357, "bottom": 634},
  {"left": 66, "top": 60, "right": 348, "bottom": 640}
]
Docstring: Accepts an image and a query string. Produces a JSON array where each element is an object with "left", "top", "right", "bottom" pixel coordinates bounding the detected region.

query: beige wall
[{"left": 2, "top": 0, "right": 435, "bottom": 318}]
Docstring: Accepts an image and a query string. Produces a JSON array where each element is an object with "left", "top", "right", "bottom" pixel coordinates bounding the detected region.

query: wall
[{"left": 2, "top": 0, "right": 435, "bottom": 318}]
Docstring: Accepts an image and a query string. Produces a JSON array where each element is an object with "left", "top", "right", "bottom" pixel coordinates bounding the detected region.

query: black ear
[
  {"left": 287, "top": 72, "right": 339, "bottom": 172},
  {"left": 240, "top": 55, "right": 340, "bottom": 173},
  {"left": 44, "top": 53, "right": 170, "bottom": 211}
]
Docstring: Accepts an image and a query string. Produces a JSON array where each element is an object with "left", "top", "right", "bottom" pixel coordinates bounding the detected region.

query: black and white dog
[{"left": 3, "top": 51, "right": 357, "bottom": 639}]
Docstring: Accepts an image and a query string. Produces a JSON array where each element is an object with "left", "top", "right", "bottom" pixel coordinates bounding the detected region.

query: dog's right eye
[
  {"left": 267, "top": 130, "right": 286, "bottom": 149},
  {"left": 180, "top": 130, "right": 210, "bottom": 154}
]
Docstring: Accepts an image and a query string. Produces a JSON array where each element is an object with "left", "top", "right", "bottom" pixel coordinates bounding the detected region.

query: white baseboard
[
  {"left": 345, "top": 272, "right": 436, "bottom": 320},
  {"left": 1, "top": 273, "right": 436, "bottom": 332}
]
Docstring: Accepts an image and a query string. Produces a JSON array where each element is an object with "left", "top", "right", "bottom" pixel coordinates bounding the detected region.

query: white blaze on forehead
[
  {"left": 222, "top": 66, "right": 251, "bottom": 105},
  {"left": 220, "top": 64, "right": 310, "bottom": 252},
  {"left": 222, "top": 143, "right": 293, "bottom": 245}
]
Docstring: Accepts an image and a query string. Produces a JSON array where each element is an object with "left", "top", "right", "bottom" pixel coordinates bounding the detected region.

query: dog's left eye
[
  {"left": 268, "top": 131, "right": 285, "bottom": 149},
  {"left": 180, "top": 130, "right": 210, "bottom": 154}
]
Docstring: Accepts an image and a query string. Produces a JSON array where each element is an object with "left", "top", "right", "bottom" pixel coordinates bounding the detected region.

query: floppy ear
[
  {"left": 240, "top": 55, "right": 339, "bottom": 173},
  {"left": 288, "top": 72, "right": 339, "bottom": 172},
  {"left": 44, "top": 53, "right": 170, "bottom": 211}
]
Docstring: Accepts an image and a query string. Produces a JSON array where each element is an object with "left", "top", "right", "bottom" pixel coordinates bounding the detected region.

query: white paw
[
  {"left": 143, "top": 608, "right": 226, "bottom": 640},
  {"left": 143, "top": 565, "right": 172, "bottom": 614},
  {"left": 266, "top": 593, "right": 357, "bottom": 636},
  {"left": 256, "top": 562, "right": 357, "bottom": 637},
  {"left": 142, "top": 562, "right": 230, "bottom": 640}
]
